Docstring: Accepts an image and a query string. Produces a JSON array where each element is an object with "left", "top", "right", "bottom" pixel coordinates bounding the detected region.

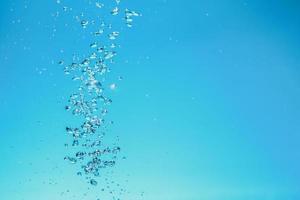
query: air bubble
[
  {"left": 95, "top": 2, "right": 104, "bottom": 8},
  {"left": 111, "top": 7, "right": 119, "bottom": 16},
  {"left": 81, "top": 20, "right": 88, "bottom": 28},
  {"left": 108, "top": 31, "right": 119, "bottom": 40}
]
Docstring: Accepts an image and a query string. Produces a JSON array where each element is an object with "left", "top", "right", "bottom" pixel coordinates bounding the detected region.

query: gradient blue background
[{"left": 1, "top": 0, "right": 300, "bottom": 200}]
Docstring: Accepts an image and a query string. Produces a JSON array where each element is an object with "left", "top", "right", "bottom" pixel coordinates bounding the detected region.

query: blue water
[{"left": 1, "top": 0, "right": 300, "bottom": 200}]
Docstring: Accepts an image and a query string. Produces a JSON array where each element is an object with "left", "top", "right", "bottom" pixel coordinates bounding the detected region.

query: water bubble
[
  {"left": 108, "top": 31, "right": 119, "bottom": 40},
  {"left": 72, "top": 76, "right": 82, "bottom": 81},
  {"left": 111, "top": 7, "right": 119, "bottom": 15},
  {"left": 94, "top": 29, "right": 104, "bottom": 36},
  {"left": 109, "top": 83, "right": 116, "bottom": 90},
  {"left": 72, "top": 140, "right": 79, "bottom": 146},
  {"left": 125, "top": 9, "right": 141, "bottom": 27},
  {"left": 90, "top": 42, "right": 97, "bottom": 48},
  {"left": 90, "top": 179, "right": 98, "bottom": 186},
  {"left": 81, "top": 20, "right": 89, "bottom": 28},
  {"left": 101, "top": 110, "right": 108, "bottom": 117},
  {"left": 104, "top": 51, "right": 116, "bottom": 60},
  {"left": 66, "top": 127, "right": 73, "bottom": 134},
  {"left": 81, "top": 59, "right": 90, "bottom": 66},
  {"left": 110, "top": 43, "right": 116, "bottom": 49},
  {"left": 64, "top": 156, "right": 77, "bottom": 164},
  {"left": 125, "top": 9, "right": 140, "bottom": 17},
  {"left": 75, "top": 151, "right": 86, "bottom": 159},
  {"left": 95, "top": 2, "right": 104, "bottom": 8},
  {"left": 90, "top": 53, "right": 97, "bottom": 59},
  {"left": 126, "top": 23, "right": 132, "bottom": 28}
]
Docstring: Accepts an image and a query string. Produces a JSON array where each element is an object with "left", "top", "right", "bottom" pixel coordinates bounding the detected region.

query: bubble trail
[{"left": 56, "top": 0, "right": 140, "bottom": 199}]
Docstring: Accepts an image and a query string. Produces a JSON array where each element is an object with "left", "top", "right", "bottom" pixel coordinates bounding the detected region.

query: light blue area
[{"left": 0, "top": 0, "right": 300, "bottom": 200}]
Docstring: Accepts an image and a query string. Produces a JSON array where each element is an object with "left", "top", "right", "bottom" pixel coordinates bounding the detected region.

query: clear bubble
[
  {"left": 81, "top": 20, "right": 88, "bottom": 28},
  {"left": 111, "top": 7, "right": 119, "bottom": 15},
  {"left": 108, "top": 31, "right": 119, "bottom": 40},
  {"left": 64, "top": 156, "right": 77, "bottom": 164},
  {"left": 104, "top": 51, "right": 116, "bottom": 60},
  {"left": 95, "top": 2, "right": 104, "bottom": 8},
  {"left": 90, "top": 42, "right": 97, "bottom": 48},
  {"left": 109, "top": 83, "right": 116, "bottom": 90},
  {"left": 90, "top": 179, "right": 98, "bottom": 186},
  {"left": 94, "top": 29, "right": 104, "bottom": 36}
]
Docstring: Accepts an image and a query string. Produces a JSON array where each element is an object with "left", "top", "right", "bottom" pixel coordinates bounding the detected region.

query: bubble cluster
[
  {"left": 56, "top": 0, "right": 140, "bottom": 199},
  {"left": 125, "top": 9, "right": 141, "bottom": 27}
]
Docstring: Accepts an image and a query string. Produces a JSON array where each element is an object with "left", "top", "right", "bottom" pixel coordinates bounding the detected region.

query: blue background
[{"left": 0, "top": 0, "right": 300, "bottom": 200}]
